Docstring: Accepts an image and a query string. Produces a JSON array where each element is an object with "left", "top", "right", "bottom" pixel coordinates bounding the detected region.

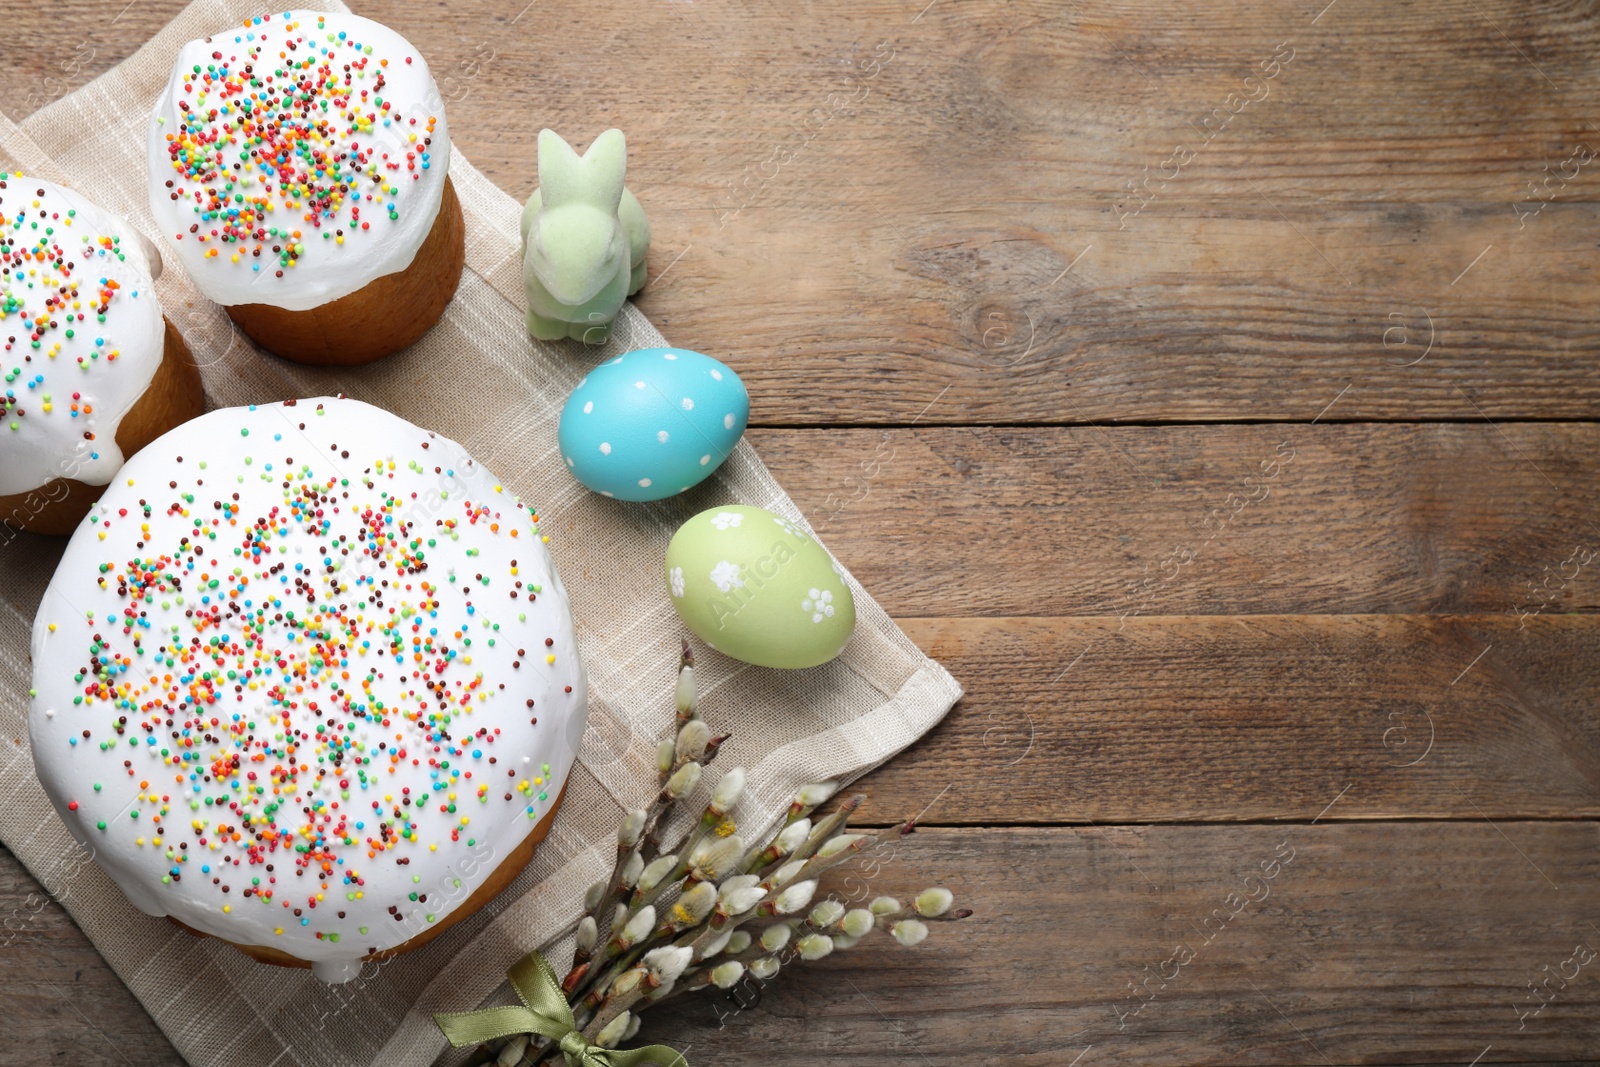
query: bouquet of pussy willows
[{"left": 434, "top": 643, "right": 970, "bottom": 1067}]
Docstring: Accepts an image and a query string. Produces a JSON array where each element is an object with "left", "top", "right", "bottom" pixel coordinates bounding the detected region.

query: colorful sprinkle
[
  {"left": 157, "top": 18, "right": 438, "bottom": 276},
  {"left": 38, "top": 398, "right": 576, "bottom": 954}
]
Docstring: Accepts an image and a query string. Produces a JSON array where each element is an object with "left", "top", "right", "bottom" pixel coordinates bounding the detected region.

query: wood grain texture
[
  {"left": 635, "top": 824, "right": 1600, "bottom": 1066},
  {"left": 847, "top": 614, "right": 1600, "bottom": 826},
  {"left": 13, "top": 822, "right": 1600, "bottom": 1067},
  {"left": 753, "top": 422, "right": 1600, "bottom": 618},
  {"left": 0, "top": 845, "right": 181, "bottom": 1066},
  {"left": 0, "top": 0, "right": 1597, "bottom": 1064},
  {"left": 4, "top": 1, "right": 1600, "bottom": 422}
]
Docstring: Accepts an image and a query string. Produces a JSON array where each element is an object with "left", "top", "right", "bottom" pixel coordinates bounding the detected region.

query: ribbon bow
[{"left": 434, "top": 950, "right": 687, "bottom": 1067}]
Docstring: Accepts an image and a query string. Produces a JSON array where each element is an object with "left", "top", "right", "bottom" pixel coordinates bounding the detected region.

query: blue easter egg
[{"left": 559, "top": 348, "right": 749, "bottom": 501}]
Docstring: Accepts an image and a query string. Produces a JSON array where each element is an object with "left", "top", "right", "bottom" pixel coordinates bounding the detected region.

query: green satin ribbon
[{"left": 433, "top": 950, "right": 687, "bottom": 1067}]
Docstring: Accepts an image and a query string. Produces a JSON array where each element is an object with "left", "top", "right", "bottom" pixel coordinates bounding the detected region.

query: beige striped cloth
[{"left": 0, "top": 1, "right": 961, "bottom": 1063}]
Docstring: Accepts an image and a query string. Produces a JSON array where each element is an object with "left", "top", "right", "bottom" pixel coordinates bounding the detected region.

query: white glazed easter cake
[
  {"left": 147, "top": 10, "right": 449, "bottom": 312},
  {"left": 0, "top": 176, "right": 163, "bottom": 492},
  {"left": 146, "top": 10, "right": 465, "bottom": 365},
  {"left": 28, "top": 396, "right": 586, "bottom": 982},
  {"left": 0, "top": 174, "right": 205, "bottom": 535}
]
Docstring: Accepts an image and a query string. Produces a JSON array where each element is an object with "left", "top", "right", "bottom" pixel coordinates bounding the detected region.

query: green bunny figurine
[{"left": 520, "top": 128, "right": 651, "bottom": 344}]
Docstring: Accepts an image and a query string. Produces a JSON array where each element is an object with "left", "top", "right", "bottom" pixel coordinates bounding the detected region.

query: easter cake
[
  {"left": 148, "top": 11, "right": 464, "bottom": 365},
  {"left": 0, "top": 174, "right": 204, "bottom": 536},
  {"left": 27, "top": 396, "right": 586, "bottom": 982}
]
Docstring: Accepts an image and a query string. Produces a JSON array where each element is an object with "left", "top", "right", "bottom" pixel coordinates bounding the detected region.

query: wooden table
[{"left": 4, "top": 1, "right": 1599, "bottom": 1063}]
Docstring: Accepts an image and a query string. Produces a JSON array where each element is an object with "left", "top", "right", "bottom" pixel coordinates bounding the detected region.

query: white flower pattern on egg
[
  {"left": 669, "top": 567, "right": 685, "bottom": 597},
  {"left": 773, "top": 516, "right": 807, "bottom": 541},
  {"left": 709, "top": 512, "right": 743, "bottom": 531},
  {"left": 710, "top": 560, "right": 744, "bottom": 593},
  {"left": 801, "top": 588, "right": 835, "bottom": 623}
]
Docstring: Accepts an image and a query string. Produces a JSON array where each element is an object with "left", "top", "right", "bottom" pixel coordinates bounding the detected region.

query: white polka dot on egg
[
  {"left": 599, "top": 442, "right": 612, "bottom": 455},
  {"left": 638, "top": 478, "right": 652, "bottom": 488},
  {"left": 724, "top": 413, "right": 735, "bottom": 430},
  {"left": 681, "top": 398, "right": 694, "bottom": 410},
  {"left": 658, "top": 430, "right": 670, "bottom": 443},
  {"left": 583, "top": 401, "right": 593, "bottom": 414}
]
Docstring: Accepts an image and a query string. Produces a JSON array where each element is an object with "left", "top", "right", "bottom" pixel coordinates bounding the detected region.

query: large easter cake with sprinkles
[
  {"left": 0, "top": 175, "right": 203, "bottom": 536},
  {"left": 147, "top": 10, "right": 465, "bottom": 365},
  {"left": 27, "top": 396, "right": 587, "bottom": 982}
]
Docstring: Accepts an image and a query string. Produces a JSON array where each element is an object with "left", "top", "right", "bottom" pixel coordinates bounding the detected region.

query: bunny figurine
[{"left": 520, "top": 128, "right": 651, "bottom": 343}]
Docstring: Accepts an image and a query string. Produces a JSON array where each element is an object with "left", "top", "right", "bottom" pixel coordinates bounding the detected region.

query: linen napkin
[{"left": 0, "top": 2, "right": 961, "bottom": 1064}]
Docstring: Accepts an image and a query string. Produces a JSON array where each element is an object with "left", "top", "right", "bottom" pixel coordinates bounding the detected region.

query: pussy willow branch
[{"left": 464, "top": 644, "right": 969, "bottom": 1067}]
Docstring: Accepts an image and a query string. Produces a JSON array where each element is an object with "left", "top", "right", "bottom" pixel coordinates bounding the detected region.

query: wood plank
[
  {"left": 0, "top": 0, "right": 1593, "bottom": 1062},
  {"left": 3, "top": 1, "right": 1600, "bottom": 423},
  {"left": 2, "top": 420, "right": 1590, "bottom": 627},
  {"left": 754, "top": 422, "right": 1600, "bottom": 619},
  {"left": 11, "top": 0, "right": 1600, "bottom": 202},
  {"left": 0, "top": 845, "right": 182, "bottom": 1065},
  {"left": 635, "top": 823, "right": 1600, "bottom": 1066},
  {"left": 843, "top": 614, "right": 1600, "bottom": 826},
  {"left": 10, "top": 823, "right": 1600, "bottom": 1067},
  {"left": 13, "top": 411, "right": 1594, "bottom": 624}
]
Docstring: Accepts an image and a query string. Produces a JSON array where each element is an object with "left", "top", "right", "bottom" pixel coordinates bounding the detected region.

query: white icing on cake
[
  {"left": 29, "top": 397, "right": 586, "bottom": 982},
  {"left": 147, "top": 11, "right": 451, "bottom": 312},
  {"left": 0, "top": 175, "right": 166, "bottom": 496}
]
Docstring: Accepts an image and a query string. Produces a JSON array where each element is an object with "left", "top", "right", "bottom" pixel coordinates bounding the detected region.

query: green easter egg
[{"left": 665, "top": 505, "right": 856, "bottom": 669}]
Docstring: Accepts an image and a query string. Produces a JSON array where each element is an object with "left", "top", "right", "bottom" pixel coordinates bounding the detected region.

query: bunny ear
[
  {"left": 537, "top": 128, "right": 584, "bottom": 206},
  {"left": 576, "top": 128, "right": 627, "bottom": 213}
]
